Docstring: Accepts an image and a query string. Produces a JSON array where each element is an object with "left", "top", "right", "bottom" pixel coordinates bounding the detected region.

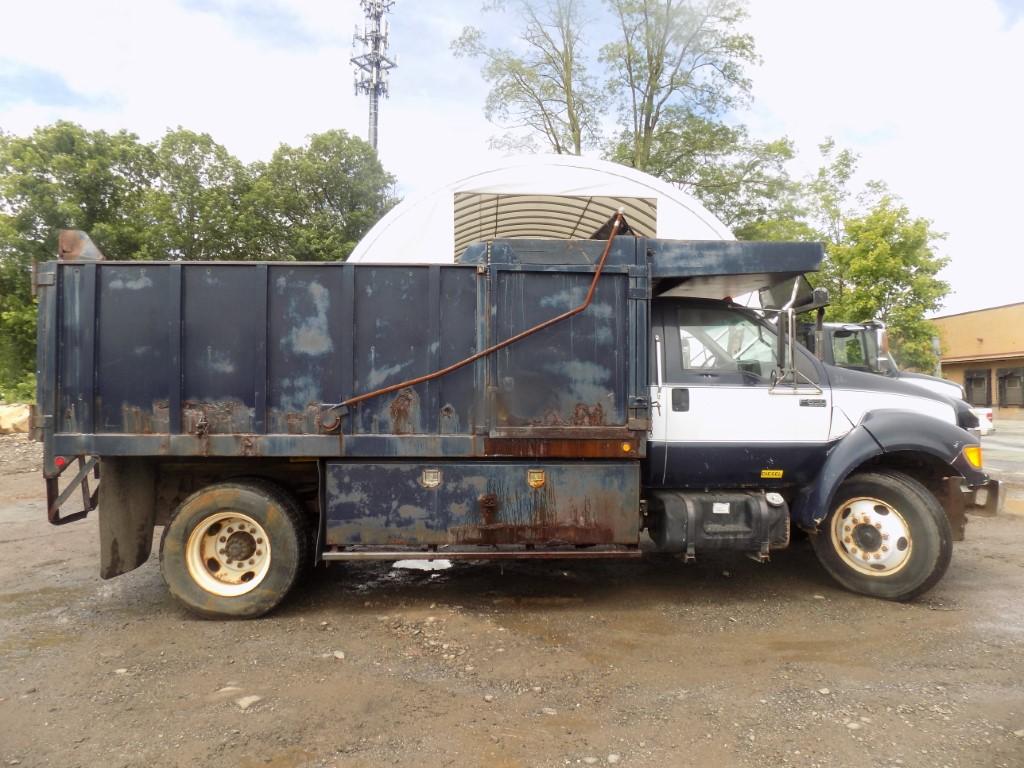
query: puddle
[{"left": 393, "top": 559, "right": 453, "bottom": 571}]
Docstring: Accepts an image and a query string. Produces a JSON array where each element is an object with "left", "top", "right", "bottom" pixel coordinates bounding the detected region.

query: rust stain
[
  {"left": 388, "top": 387, "right": 419, "bottom": 434},
  {"left": 451, "top": 522, "right": 615, "bottom": 546},
  {"left": 451, "top": 484, "right": 619, "bottom": 546},
  {"left": 439, "top": 403, "right": 460, "bottom": 434},
  {"left": 121, "top": 400, "right": 169, "bottom": 434},
  {"left": 183, "top": 400, "right": 254, "bottom": 435},
  {"left": 478, "top": 493, "right": 499, "bottom": 525},
  {"left": 571, "top": 402, "right": 605, "bottom": 426},
  {"left": 483, "top": 438, "right": 637, "bottom": 458},
  {"left": 524, "top": 402, "right": 606, "bottom": 428}
]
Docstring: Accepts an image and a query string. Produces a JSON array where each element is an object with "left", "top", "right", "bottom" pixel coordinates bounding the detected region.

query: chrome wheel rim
[
  {"left": 830, "top": 496, "right": 912, "bottom": 576},
  {"left": 185, "top": 512, "right": 271, "bottom": 596}
]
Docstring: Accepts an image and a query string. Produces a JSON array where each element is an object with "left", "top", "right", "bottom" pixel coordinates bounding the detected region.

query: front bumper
[{"left": 941, "top": 476, "right": 1001, "bottom": 541}]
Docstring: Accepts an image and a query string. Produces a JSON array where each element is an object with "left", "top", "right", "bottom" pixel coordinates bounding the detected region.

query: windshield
[{"left": 830, "top": 326, "right": 888, "bottom": 374}]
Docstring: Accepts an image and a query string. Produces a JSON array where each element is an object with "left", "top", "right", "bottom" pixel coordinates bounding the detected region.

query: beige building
[{"left": 932, "top": 302, "right": 1024, "bottom": 420}]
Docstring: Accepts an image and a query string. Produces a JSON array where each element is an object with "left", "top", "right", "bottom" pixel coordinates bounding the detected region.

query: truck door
[{"left": 648, "top": 299, "right": 833, "bottom": 488}]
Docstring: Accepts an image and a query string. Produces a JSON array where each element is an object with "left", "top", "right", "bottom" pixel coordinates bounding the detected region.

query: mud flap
[{"left": 99, "top": 458, "right": 156, "bottom": 579}]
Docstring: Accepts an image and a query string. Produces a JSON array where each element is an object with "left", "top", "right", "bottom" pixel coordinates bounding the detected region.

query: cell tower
[{"left": 351, "top": 0, "right": 397, "bottom": 152}]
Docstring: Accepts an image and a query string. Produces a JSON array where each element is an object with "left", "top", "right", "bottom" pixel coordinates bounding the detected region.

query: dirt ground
[{"left": 1, "top": 434, "right": 1023, "bottom": 768}]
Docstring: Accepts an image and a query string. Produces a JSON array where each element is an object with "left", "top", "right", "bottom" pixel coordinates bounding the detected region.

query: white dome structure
[{"left": 348, "top": 154, "right": 733, "bottom": 263}]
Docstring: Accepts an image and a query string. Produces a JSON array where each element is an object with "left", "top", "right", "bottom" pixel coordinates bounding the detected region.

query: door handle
[{"left": 671, "top": 388, "right": 689, "bottom": 412}]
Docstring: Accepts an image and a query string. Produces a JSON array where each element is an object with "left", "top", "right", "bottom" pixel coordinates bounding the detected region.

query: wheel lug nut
[
  {"left": 227, "top": 527, "right": 234, "bottom": 533},
  {"left": 882, "top": 546, "right": 889, "bottom": 552},
  {"left": 249, "top": 559, "right": 255, "bottom": 565},
  {"left": 255, "top": 550, "right": 262, "bottom": 556},
  {"left": 882, "top": 534, "right": 890, "bottom": 541},
  {"left": 219, "top": 536, "right": 226, "bottom": 542},
  {"left": 874, "top": 523, "right": 882, "bottom": 529},
  {"left": 844, "top": 537, "right": 852, "bottom": 544},
  {"left": 257, "top": 538, "right": 264, "bottom": 544},
  {"left": 219, "top": 549, "right": 226, "bottom": 555}
]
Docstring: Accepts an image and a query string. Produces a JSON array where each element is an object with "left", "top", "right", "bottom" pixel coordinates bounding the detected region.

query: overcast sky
[{"left": 2, "top": 0, "right": 1021, "bottom": 315}]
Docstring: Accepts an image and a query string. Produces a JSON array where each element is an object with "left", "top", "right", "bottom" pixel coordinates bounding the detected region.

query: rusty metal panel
[
  {"left": 57, "top": 263, "right": 96, "bottom": 434},
  {"left": 44, "top": 246, "right": 644, "bottom": 458},
  {"left": 181, "top": 266, "right": 261, "bottom": 434},
  {"left": 323, "top": 460, "right": 639, "bottom": 548},
  {"left": 437, "top": 266, "right": 480, "bottom": 435},
  {"left": 491, "top": 267, "right": 630, "bottom": 429},
  {"left": 350, "top": 266, "right": 433, "bottom": 435},
  {"left": 96, "top": 265, "right": 173, "bottom": 434},
  {"left": 266, "top": 265, "right": 346, "bottom": 434}
]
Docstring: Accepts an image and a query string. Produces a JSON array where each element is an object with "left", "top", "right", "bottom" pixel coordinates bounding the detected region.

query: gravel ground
[{"left": 1, "top": 432, "right": 1023, "bottom": 768}]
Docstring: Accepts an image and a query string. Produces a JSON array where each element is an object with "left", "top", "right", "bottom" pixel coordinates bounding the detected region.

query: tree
[
  {"left": 600, "top": 0, "right": 757, "bottom": 171},
  {"left": 0, "top": 122, "right": 156, "bottom": 260},
  {"left": 140, "top": 129, "right": 253, "bottom": 261},
  {"left": 819, "top": 196, "right": 948, "bottom": 370},
  {"left": 0, "top": 123, "right": 397, "bottom": 396},
  {"left": 0, "top": 123, "right": 156, "bottom": 398},
  {"left": 607, "top": 108, "right": 802, "bottom": 231},
  {"left": 453, "top": 0, "right": 602, "bottom": 154},
  {"left": 802, "top": 142, "right": 949, "bottom": 371},
  {"left": 247, "top": 130, "right": 396, "bottom": 261},
  {"left": 457, "top": 1, "right": 788, "bottom": 228}
]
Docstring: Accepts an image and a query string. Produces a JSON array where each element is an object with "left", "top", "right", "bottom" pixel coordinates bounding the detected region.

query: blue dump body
[{"left": 35, "top": 236, "right": 823, "bottom": 552}]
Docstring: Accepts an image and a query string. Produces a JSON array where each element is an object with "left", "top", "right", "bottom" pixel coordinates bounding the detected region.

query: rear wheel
[
  {"left": 160, "top": 480, "right": 310, "bottom": 618},
  {"left": 811, "top": 470, "right": 952, "bottom": 601}
]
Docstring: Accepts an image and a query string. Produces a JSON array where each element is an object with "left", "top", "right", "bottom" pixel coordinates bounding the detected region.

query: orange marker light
[
  {"left": 963, "top": 445, "right": 983, "bottom": 468},
  {"left": 621, "top": 442, "right": 633, "bottom": 453}
]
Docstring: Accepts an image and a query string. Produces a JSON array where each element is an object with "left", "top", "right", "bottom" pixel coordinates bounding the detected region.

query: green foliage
[
  {"left": 819, "top": 196, "right": 948, "bottom": 371},
  {"left": 0, "top": 122, "right": 156, "bottom": 396},
  {"left": 249, "top": 130, "right": 396, "bottom": 261},
  {"left": 0, "top": 371, "right": 35, "bottom": 403},
  {"left": 608, "top": 109, "right": 802, "bottom": 231},
  {"left": 0, "top": 121, "right": 156, "bottom": 260},
  {"left": 601, "top": 0, "right": 757, "bottom": 171},
  {"left": 0, "top": 123, "right": 396, "bottom": 392},
  {"left": 452, "top": 0, "right": 603, "bottom": 154},
  {"left": 802, "top": 142, "right": 949, "bottom": 371},
  {"left": 139, "top": 129, "right": 253, "bottom": 261},
  {"left": 459, "top": 1, "right": 789, "bottom": 232}
]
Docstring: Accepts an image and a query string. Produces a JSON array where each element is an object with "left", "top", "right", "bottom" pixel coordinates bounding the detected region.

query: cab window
[{"left": 676, "top": 306, "right": 777, "bottom": 383}]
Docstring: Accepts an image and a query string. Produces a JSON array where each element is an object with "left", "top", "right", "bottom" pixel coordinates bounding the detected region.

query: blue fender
[{"left": 791, "top": 409, "right": 981, "bottom": 528}]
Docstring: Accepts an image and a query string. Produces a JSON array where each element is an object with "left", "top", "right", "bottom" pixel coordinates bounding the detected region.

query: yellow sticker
[{"left": 760, "top": 469, "right": 783, "bottom": 479}]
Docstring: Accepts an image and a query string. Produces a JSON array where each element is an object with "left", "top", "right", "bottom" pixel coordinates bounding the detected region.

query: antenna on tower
[{"left": 351, "top": 0, "right": 397, "bottom": 152}]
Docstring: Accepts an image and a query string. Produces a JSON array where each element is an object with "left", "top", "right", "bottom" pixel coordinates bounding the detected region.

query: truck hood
[
  {"left": 898, "top": 370, "right": 964, "bottom": 399},
  {"left": 824, "top": 363, "right": 961, "bottom": 429}
]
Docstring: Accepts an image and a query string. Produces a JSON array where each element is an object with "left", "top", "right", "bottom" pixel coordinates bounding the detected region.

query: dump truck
[{"left": 33, "top": 220, "right": 995, "bottom": 617}]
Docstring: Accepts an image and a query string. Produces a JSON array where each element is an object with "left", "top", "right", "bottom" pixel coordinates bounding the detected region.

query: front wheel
[
  {"left": 811, "top": 470, "right": 952, "bottom": 601},
  {"left": 160, "top": 480, "right": 311, "bottom": 618}
]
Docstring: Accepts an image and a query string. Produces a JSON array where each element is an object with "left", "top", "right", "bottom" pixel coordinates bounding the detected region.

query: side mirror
[{"left": 759, "top": 276, "right": 829, "bottom": 312}]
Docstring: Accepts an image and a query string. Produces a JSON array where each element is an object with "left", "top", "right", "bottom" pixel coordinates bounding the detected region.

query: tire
[
  {"left": 160, "top": 479, "right": 311, "bottom": 618},
  {"left": 811, "top": 470, "right": 952, "bottom": 601}
]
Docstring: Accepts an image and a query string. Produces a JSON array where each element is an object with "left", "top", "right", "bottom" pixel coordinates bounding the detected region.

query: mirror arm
[{"left": 814, "top": 306, "right": 826, "bottom": 361}]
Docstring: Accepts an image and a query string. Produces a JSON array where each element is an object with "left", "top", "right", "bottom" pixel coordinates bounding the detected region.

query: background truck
[
  {"left": 34, "top": 220, "right": 994, "bottom": 617},
  {"left": 798, "top": 319, "right": 995, "bottom": 435}
]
